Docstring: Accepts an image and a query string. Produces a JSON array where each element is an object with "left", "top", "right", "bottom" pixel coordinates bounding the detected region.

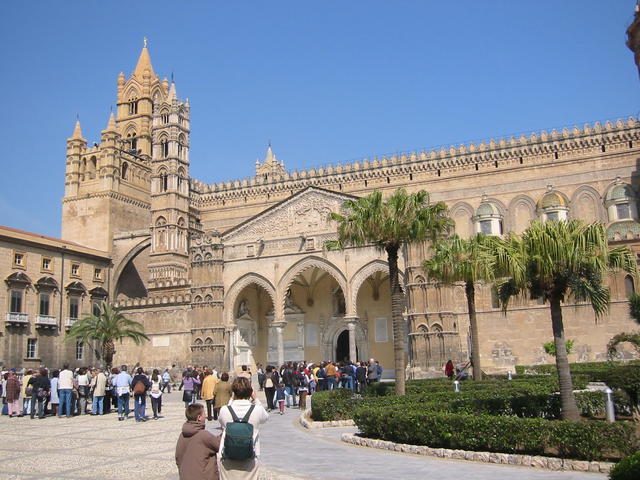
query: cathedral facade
[{"left": 3, "top": 29, "right": 640, "bottom": 374}]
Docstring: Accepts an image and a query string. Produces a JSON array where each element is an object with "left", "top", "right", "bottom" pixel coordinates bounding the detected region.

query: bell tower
[
  {"left": 61, "top": 40, "right": 168, "bottom": 252},
  {"left": 148, "top": 80, "right": 192, "bottom": 290}
]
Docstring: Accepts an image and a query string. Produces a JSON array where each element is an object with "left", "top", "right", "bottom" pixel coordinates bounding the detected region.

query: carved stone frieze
[{"left": 223, "top": 188, "right": 354, "bottom": 244}]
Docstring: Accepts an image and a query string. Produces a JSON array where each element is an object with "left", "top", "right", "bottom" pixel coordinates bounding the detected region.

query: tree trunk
[
  {"left": 386, "top": 244, "right": 406, "bottom": 396},
  {"left": 102, "top": 340, "right": 115, "bottom": 369},
  {"left": 465, "top": 281, "right": 482, "bottom": 381},
  {"left": 550, "top": 296, "right": 580, "bottom": 421}
]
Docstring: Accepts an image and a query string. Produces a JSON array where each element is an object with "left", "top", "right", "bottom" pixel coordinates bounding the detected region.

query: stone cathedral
[{"left": 3, "top": 18, "right": 640, "bottom": 375}]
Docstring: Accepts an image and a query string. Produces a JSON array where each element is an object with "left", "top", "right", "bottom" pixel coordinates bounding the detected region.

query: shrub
[
  {"left": 310, "top": 389, "right": 361, "bottom": 421},
  {"left": 352, "top": 406, "right": 638, "bottom": 461},
  {"left": 609, "top": 451, "right": 640, "bottom": 480},
  {"left": 543, "top": 339, "right": 574, "bottom": 356},
  {"left": 605, "top": 365, "right": 640, "bottom": 421}
]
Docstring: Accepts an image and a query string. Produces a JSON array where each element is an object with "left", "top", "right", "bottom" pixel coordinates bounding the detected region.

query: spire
[
  {"left": 168, "top": 81, "right": 177, "bottom": 101},
  {"left": 133, "top": 38, "right": 155, "bottom": 78},
  {"left": 264, "top": 144, "right": 276, "bottom": 164},
  {"left": 70, "top": 119, "right": 84, "bottom": 140},
  {"left": 105, "top": 112, "right": 117, "bottom": 132}
]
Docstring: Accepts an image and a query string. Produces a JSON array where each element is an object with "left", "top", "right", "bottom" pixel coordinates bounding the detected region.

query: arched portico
[
  {"left": 224, "top": 273, "right": 276, "bottom": 371},
  {"left": 277, "top": 256, "right": 347, "bottom": 321}
]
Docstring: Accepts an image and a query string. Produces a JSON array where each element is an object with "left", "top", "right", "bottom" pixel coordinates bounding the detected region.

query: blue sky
[{"left": 1, "top": 1, "right": 638, "bottom": 238}]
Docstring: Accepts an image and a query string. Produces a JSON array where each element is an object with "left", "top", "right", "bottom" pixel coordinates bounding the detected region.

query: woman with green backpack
[{"left": 217, "top": 376, "right": 268, "bottom": 479}]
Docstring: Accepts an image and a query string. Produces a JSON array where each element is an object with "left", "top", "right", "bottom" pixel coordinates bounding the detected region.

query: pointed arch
[
  {"left": 570, "top": 185, "right": 605, "bottom": 222},
  {"left": 124, "top": 86, "right": 140, "bottom": 101},
  {"left": 449, "top": 201, "right": 474, "bottom": 238},
  {"left": 225, "top": 273, "right": 276, "bottom": 326},
  {"left": 278, "top": 256, "right": 347, "bottom": 318},
  {"left": 112, "top": 237, "right": 151, "bottom": 297},
  {"left": 506, "top": 194, "right": 536, "bottom": 233},
  {"left": 349, "top": 260, "right": 403, "bottom": 317}
]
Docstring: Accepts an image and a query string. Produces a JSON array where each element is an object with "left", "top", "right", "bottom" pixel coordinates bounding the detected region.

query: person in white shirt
[
  {"left": 58, "top": 364, "right": 75, "bottom": 418},
  {"left": 218, "top": 376, "right": 269, "bottom": 480}
]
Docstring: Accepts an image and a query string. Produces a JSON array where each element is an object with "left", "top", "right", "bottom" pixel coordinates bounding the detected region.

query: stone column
[
  {"left": 225, "top": 326, "right": 234, "bottom": 371},
  {"left": 272, "top": 322, "right": 286, "bottom": 366},
  {"left": 345, "top": 317, "right": 358, "bottom": 362}
]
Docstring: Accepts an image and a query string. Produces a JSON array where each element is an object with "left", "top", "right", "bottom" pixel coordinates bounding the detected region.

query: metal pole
[
  {"left": 454, "top": 380, "right": 460, "bottom": 393},
  {"left": 605, "top": 388, "right": 615, "bottom": 422}
]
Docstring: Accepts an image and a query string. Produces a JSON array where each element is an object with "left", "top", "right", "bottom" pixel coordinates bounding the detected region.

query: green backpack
[{"left": 223, "top": 405, "right": 255, "bottom": 461}]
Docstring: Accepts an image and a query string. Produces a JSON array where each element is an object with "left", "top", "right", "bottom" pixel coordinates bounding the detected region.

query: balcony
[
  {"left": 5, "top": 312, "right": 28, "bottom": 326},
  {"left": 35, "top": 315, "right": 57, "bottom": 328},
  {"left": 65, "top": 317, "right": 78, "bottom": 329}
]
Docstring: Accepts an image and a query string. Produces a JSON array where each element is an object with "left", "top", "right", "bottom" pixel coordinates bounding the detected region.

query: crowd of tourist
[
  {"left": 0, "top": 363, "right": 176, "bottom": 421},
  {"left": 0, "top": 358, "right": 383, "bottom": 423}
]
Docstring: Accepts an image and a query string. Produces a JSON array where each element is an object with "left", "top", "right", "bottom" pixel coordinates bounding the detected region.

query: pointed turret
[
  {"left": 132, "top": 38, "right": 155, "bottom": 78},
  {"left": 69, "top": 120, "right": 85, "bottom": 141},
  {"left": 264, "top": 145, "right": 276, "bottom": 164},
  {"left": 168, "top": 81, "right": 177, "bottom": 102},
  {"left": 103, "top": 112, "right": 117, "bottom": 133},
  {"left": 256, "top": 144, "right": 286, "bottom": 178}
]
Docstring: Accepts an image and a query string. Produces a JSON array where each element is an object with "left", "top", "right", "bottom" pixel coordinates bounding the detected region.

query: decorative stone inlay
[{"left": 339, "top": 433, "right": 614, "bottom": 473}]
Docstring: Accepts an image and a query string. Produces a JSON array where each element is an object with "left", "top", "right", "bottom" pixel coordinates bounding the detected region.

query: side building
[{"left": 0, "top": 226, "right": 111, "bottom": 368}]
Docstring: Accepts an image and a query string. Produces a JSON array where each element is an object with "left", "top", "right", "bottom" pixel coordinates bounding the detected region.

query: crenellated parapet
[{"left": 192, "top": 117, "right": 640, "bottom": 207}]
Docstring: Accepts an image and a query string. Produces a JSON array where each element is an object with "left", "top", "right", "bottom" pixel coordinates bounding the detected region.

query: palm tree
[
  {"left": 493, "top": 220, "right": 637, "bottom": 420},
  {"left": 423, "top": 234, "right": 496, "bottom": 380},
  {"left": 65, "top": 301, "right": 149, "bottom": 367},
  {"left": 327, "top": 188, "right": 452, "bottom": 395}
]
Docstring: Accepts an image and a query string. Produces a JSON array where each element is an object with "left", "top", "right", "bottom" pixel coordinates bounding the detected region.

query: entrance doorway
[{"left": 336, "top": 330, "right": 350, "bottom": 362}]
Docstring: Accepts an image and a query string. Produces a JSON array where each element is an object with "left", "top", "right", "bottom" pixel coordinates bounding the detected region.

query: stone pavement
[{"left": 0, "top": 390, "right": 606, "bottom": 480}]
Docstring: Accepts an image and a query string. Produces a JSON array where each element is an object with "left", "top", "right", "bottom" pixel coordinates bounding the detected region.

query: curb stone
[
  {"left": 298, "top": 409, "right": 355, "bottom": 429},
  {"left": 340, "top": 433, "right": 614, "bottom": 474}
]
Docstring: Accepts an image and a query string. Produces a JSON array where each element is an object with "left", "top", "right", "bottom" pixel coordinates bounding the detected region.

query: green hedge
[
  {"left": 514, "top": 361, "right": 637, "bottom": 381},
  {"left": 311, "top": 385, "right": 632, "bottom": 422},
  {"left": 352, "top": 407, "right": 638, "bottom": 461},
  {"left": 370, "top": 374, "right": 590, "bottom": 396},
  {"left": 609, "top": 451, "right": 640, "bottom": 480},
  {"left": 310, "top": 389, "right": 362, "bottom": 421}
]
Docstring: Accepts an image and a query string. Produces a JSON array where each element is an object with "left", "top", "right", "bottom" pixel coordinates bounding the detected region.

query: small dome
[
  {"left": 538, "top": 192, "right": 566, "bottom": 209},
  {"left": 476, "top": 203, "right": 496, "bottom": 216},
  {"left": 607, "top": 184, "right": 634, "bottom": 201}
]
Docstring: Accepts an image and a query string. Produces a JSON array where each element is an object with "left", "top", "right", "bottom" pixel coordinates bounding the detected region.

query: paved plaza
[{"left": 0, "top": 390, "right": 606, "bottom": 480}]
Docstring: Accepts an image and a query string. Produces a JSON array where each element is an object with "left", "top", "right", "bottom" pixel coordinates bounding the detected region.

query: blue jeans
[
  {"left": 134, "top": 394, "right": 146, "bottom": 420},
  {"left": 58, "top": 389, "right": 72, "bottom": 417},
  {"left": 92, "top": 396, "right": 104, "bottom": 415},
  {"left": 118, "top": 393, "right": 130, "bottom": 417},
  {"left": 284, "top": 386, "right": 295, "bottom": 407},
  {"left": 327, "top": 377, "right": 337, "bottom": 390}
]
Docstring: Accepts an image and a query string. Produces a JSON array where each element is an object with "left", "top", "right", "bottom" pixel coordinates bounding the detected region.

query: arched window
[
  {"left": 178, "top": 134, "right": 185, "bottom": 159},
  {"left": 161, "top": 139, "right": 169, "bottom": 158},
  {"left": 158, "top": 169, "right": 168, "bottom": 192},
  {"left": 625, "top": 275, "right": 635, "bottom": 296},
  {"left": 537, "top": 192, "right": 568, "bottom": 222},
  {"left": 161, "top": 110, "right": 169, "bottom": 124},
  {"left": 128, "top": 98, "right": 138, "bottom": 115},
  {"left": 473, "top": 202, "right": 503, "bottom": 236},
  {"left": 606, "top": 184, "right": 637, "bottom": 222},
  {"left": 121, "top": 162, "right": 129, "bottom": 180}
]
